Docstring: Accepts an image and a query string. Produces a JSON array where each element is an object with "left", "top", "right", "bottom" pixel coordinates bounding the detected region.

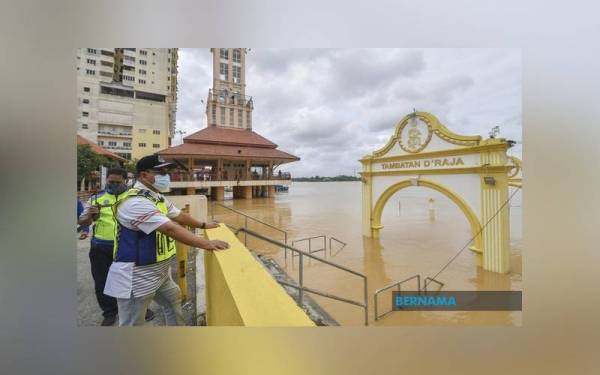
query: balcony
[
  {"left": 97, "top": 130, "right": 132, "bottom": 138},
  {"left": 102, "top": 145, "right": 132, "bottom": 151},
  {"left": 167, "top": 169, "right": 292, "bottom": 189},
  {"left": 208, "top": 89, "right": 253, "bottom": 108}
]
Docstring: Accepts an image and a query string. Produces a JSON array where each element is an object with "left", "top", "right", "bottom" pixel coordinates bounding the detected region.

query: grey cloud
[{"left": 175, "top": 48, "right": 521, "bottom": 177}]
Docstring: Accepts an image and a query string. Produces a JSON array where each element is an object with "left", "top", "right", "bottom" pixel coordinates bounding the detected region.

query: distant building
[
  {"left": 76, "top": 48, "right": 178, "bottom": 160},
  {"left": 159, "top": 48, "right": 299, "bottom": 200}
]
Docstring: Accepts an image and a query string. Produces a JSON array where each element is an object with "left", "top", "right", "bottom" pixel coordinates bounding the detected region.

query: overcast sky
[{"left": 175, "top": 49, "right": 521, "bottom": 177}]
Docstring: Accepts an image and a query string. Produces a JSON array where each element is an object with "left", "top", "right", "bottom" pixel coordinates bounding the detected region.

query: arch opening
[{"left": 371, "top": 178, "right": 483, "bottom": 255}]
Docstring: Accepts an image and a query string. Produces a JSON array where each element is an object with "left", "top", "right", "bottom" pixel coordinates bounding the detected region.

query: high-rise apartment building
[{"left": 76, "top": 48, "right": 178, "bottom": 160}]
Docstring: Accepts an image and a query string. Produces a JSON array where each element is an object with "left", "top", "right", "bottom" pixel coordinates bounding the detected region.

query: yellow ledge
[{"left": 203, "top": 224, "right": 315, "bottom": 326}]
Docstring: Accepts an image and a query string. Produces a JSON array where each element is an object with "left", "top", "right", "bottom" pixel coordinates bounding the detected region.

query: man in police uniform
[
  {"left": 104, "top": 155, "right": 229, "bottom": 326},
  {"left": 78, "top": 167, "right": 154, "bottom": 326}
]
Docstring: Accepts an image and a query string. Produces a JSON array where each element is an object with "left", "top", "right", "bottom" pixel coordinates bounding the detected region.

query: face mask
[
  {"left": 106, "top": 182, "right": 128, "bottom": 196},
  {"left": 152, "top": 174, "right": 171, "bottom": 193}
]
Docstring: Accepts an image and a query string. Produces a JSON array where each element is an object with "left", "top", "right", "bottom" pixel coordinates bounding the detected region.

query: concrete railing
[{"left": 203, "top": 224, "right": 315, "bottom": 326}]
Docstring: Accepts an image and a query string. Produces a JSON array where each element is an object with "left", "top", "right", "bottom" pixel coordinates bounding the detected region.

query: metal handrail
[
  {"left": 211, "top": 202, "right": 288, "bottom": 256},
  {"left": 423, "top": 277, "right": 445, "bottom": 292},
  {"left": 235, "top": 227, "right": 369, "bottom": 326},
  {"left": 329, "top": 237, "right": 347, "bottom": 256},
  {"left": 374, "top": 275, "right": 421, "bottom": 321},
  {"left": 291, "top": 235, "right": 326, "bottom": 258},
  {"left": 373, "top": 275, "right": 446, "bottom": 321}
]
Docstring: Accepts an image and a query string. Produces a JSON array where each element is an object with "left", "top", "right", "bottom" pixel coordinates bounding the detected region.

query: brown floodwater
[{"left": 210, "top": 181, "right": 522, "bottom": 326}]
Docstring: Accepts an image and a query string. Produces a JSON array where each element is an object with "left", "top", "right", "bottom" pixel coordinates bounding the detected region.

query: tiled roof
[
  {"left": 183, "top": 126, "right": 278, "bottom": 148},
  {"left": 157, "top": 142, "right": 299, "bottom": 162},
  {"left": 77, "top": 135, "right": 126, "bottom": 162}
]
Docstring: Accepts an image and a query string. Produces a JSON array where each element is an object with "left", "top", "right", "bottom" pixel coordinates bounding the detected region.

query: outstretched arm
[
  {"left": 156, "top": 221, "right": 228, "bottom": 251},
  {"left": 171, "top": 211, "right": 219, "bottom": 229}
]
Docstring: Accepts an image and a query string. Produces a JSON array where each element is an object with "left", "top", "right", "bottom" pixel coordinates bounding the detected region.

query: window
[
  {"left": 82, "top": 124, "right": 88, "bottom": 129},
  {"left": 83, "top": 87, "right": 90, "bottom": 92},
  {"left": 108, "top": 141, "right": 117, "bottom": 146},
  {"left": 220, "top": 48, "right": 228, "bottom": 59},
  {"left": 85, "top": 69, "right": 95, "bottom": 75},
  {"left": 238, "top": 109, "right": 243, "bottom": 127},
  {"left": 219, "top": 62, "right": 228, "bottom": 81},
  {"left": 100, "top": 71, "right": 112, "bottom": 77},
  {"left": 123, "top": 75, "right": 134, "bottom": 81},
  {"left": 101, "top": 60, "right": 113, "bottom": 67},
  {"left": 86, "top": 58, "right": 96, "bottom": 65},
  {"left": 153, "top": 130, "right": 160, "bottom": 135},
  {"left": 233, "top": 65, "right": 241, "bottom": 83},
  {"left": 247, "top": 111, "right": 251, "bottom": 128},
  {"left": 138, "top": 142, "right": 146, "bottom": 147},
  {"left": 211, "top": 104, "right": 216, "bottom": 124},
  {"left": 140, "top": 50, "right": 147, "bottom": 56},
  {"left": 82, "top": 99, "right": 89, "bottom": 104},
  {"left": 138, "top": 79, "right": 146, "bottom": 84},
  {"left": 98, "top": 140, "right": 104, "bottom": 145},
  {"left": 233, "top": 49, "right": 241, "bottom": 63},
  {"left": 123, "top": 142, "right": 131, "bottom": 147},
  {"left": 153, "top": 144, "right": 160, "bottom": 148},
  {"left": 87, "top": 48, "right": 97, "bottom": 54},
  {"left": 139, "top": 69, "right": 146, "bottom": 75},
  {"left": 139, "top": 128, "right": 146, "bottom": 133},
  {"left": 219, "top": 106, "right": 225, "bottom": 125},
  {"left": 82, "top": 111, "right": 89, "bottom": 117},
  {"left": 124, "top": 55, "right": 135, "bottom": 62},
  {"left": 229, "top": 108, "right": 234, "bottom": 126},
  {"left": 139, "top": 59, "right": 147, "bottom": 65}
]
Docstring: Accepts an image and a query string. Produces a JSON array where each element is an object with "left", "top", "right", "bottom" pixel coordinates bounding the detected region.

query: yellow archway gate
[{"left": 360, "top": 111, "right": 519, "bottom": 274}]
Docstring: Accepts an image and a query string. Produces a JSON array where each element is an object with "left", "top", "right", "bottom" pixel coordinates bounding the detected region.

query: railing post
[
  {"left": 284, "top": 232, "right": 288, "bottom": 260},
  {"left": 298, "top": 253, "right": 304, "bottom": 306},
  {"left": 175, "top": 205, "right": 190, "bottom": 304},
  {"left": 374, "top": 291, "right": 378, "bottom": 321},
  {"left": 244, "top": 216, "right": 248, "bottom": 246},
  {"left": 364, "top": 278, "right": 368, "bottom": 325}
]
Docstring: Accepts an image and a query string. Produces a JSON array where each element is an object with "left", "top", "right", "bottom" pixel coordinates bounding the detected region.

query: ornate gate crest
[{"left": 399, "top": 116, "right": 432, "bottom": 153}]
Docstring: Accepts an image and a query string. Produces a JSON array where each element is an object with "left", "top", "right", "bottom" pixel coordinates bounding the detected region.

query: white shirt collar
[{"left": 133, "top": 181, "right": 163, "bottom": 200}]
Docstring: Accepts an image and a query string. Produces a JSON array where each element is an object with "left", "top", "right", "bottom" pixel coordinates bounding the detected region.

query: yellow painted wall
[
  {"left": 132, "top": 128, "right": 169, "bottom": 159},
  {"left": 203, "top": 224, "right": 315, "bottom": 326}
]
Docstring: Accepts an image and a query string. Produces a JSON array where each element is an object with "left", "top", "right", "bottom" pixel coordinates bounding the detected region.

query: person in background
[
  {"left": 79, "top": 167, "right": 155, "bottom": 326},
  {"left": 104, "top": 155, "right": 229, "bottom": 326},
  {"left": 77, "top": 198, "right": 90, "bottom": 240}
]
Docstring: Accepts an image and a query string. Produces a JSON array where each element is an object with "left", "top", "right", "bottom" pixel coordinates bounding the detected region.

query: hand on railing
[{"left": 206, "top": 240, "right": 229, "bottom": 251}]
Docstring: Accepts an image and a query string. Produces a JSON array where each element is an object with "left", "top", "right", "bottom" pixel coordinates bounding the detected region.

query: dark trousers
[{"left": 89, "top": 241, "right": 118, "bottom": 317}]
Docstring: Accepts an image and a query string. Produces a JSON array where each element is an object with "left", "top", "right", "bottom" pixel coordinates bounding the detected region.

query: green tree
[
  {"left": 124, "top": 158, "right": 138, "bottom": 175},
  {"left": 77, "top": 144, "right": 111, "bottom": 185}
]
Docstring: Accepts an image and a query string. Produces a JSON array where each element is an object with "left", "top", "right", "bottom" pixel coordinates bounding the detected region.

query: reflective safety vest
[
  {"left": 90, "top": 192, "right": 119, "bottom": 241},
  {"left": 113, "top": 188, "right": 177, "bottom": 266}
]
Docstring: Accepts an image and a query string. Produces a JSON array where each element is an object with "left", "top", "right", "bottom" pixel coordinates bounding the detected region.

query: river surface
[{"left": 210, "top": 181, "right": 522, "bottom": 326}]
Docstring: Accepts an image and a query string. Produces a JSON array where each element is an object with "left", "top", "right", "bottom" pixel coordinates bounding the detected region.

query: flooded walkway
[{"left": 211, "top": 181, "right": 522, "bottom": 326}]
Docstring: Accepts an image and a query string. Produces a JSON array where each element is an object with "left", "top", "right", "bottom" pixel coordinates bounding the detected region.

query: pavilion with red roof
[
  {"left": 157, "top": 48, "right": 299, "bottom": 200},
  {"left": 157, "top": 126, "right": 299, "bottom": 200}
]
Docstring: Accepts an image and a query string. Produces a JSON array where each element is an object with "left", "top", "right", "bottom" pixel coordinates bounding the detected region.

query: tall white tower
[{"left": 206, "top": 48, "right": 253, "bottom": 130}]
